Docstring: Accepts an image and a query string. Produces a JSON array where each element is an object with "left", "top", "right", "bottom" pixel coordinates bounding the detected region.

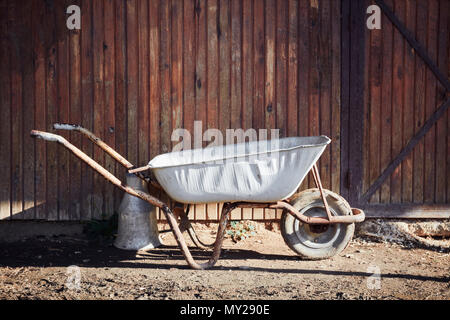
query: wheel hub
[{"left": 293, "top": 205, "right": 341, "bottom": 249}]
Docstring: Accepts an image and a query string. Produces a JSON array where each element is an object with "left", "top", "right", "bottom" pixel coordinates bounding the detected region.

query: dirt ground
[{"left": 0, "top": 222, "right": 448, "bottom": 300}]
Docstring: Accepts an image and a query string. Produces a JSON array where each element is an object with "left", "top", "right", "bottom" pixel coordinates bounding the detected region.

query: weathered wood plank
[
  {"left": 68, "top": 18, "right": 82, "bottom": 220},
  {"left": 22, "top": 0, "right": 35, "bottom": 219},
  {"left": 423, "top": 0, "right": 438, "bottom": 204},
  {"left": 172, "top": 0, "right": 183, "bottom": 144},
  {"left": 330, "top": 0, "right": 340, "bottom": 194},
  {"left": 308, "top": 0, "right": 320, "bottom": 190},
  {"left": 390, "top": 0, "right": 405, "bottom": 204},
  {"left": 263, "top": 0, "right": 276, "bottom": 220},
  {"left": 0, "top": 0, "right": 11, "bottom": 220},
  {"left": 80, "top": 0, "right": 94, "bottom": 220},
  {"left": 276, "top": 0, "right": 287, "bottom": 139},
  {"left": 229, "top": 0, "right": 242, "bottom": 220},
  {"left": 252, "top": 0, "right": 264, "bottom": 220},
  {"left": 287, "top": 0, "right": 298, "bottom": 138},
  {"left": 318, "top": 0, "right": 331, "bottom": 190},
  {"left": 434, "top": 0, "right": 448, "bottom": 203},
  {"left": 126, "top": 0, "right": 138, "bottom": 165},
  {"left": 379, "top": 0, "right": 393, "bottom": 204},
  {"left": 149, "top": 0, "right": 161, "bottom": 159},
  {"left": 33, "top": 0, "right": 47, "bottom": 220},
  {"left": 138, "top": 0, "right": 149, "bottom": 169},
  {"left": 401, "top": 0, "right": 416, "bottom": 203},
  {"left": 92, "top": 0, "right": 105, "bottom": 219},
  {"left": 194, "top": 0, "right": 207, "bottom": 220},
  {"left": 104, "top": 0, "right": 116, "bottom": 216},
  {"left": 241, "top": 0, "right": 253, "bottom": 220},
  {"left": 114, "top": 0, "right": 127, "bottom": 210},
  {"left": 219, "top": 0, "right": 231, "bottom": 135},
  {"left": 45, "top": 2, "right": 58, "bottom": 220},
  {"left": 412, "top": 0, "right": 427, "bottom": 203},
  {"left": 57, "top": 6, "right": 70, "bottom": 220},
  {"left": 298, "top": 0, "right": 310, "bottom": 191},
  {"left": 9, "top": 1, "right": 23, "bottom": 219}
]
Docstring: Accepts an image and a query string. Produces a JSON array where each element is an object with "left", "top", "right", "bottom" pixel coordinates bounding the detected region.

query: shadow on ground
[{"left": 0, "top": 235, "right": 447, "bottom": 284}]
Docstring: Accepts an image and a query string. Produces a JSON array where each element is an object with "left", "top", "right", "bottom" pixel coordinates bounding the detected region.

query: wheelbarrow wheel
[{"left": 280, "top": 188, "right": 354, "bottom": 260}]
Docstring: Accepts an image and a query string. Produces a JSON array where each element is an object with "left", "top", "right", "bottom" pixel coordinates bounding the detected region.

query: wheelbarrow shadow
[{"left": 0, "top": 237, "right": 448, "bottom": 284}]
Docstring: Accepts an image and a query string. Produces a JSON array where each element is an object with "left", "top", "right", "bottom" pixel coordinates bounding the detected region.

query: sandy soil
[{"left": 0, "top": 222, "right": 448, "bottom": 300}]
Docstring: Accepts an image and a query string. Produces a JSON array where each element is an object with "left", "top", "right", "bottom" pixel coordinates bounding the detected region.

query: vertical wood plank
[
  {"left": 380, "top": 0, "right": 393, "bottom": 203},
  {"left": 45, "top": 2, "right": 58, "bottom": 220},
  {"left": 362, "top": 0, "right": 371, "bottom": 198},
  {"left": 252, "top": 0, "right": 265, "bottom": 220},
  {"left": 219, "top": 0, "right": 231, "bottom": 135},
  {"left": 423, "top": 0, "right": 438, "bottom": 203},
  {"left": 230, "top": 0, "right": 242, "bottom": 220},
  {"left": 241, "top": 0, "right": 253, "bottom": 220},
  {"left": 138, "top": 0, "right": 149, "bottom": 167},
  {"left": 149, "top": 0, "right": 161, "bottom": 159},
  {"left": 160, "top": 0, "right": 171, "bottom": 155},
  {"left": 308, "top": 0, "right": 320, "bottom": 190},
  {"left": 413, "top": 0, "right": 427, "bottom": 203},
  {"left": 298, "top": 0, "right": 310, "bottom": 190},
  {"left": 80, "top": 0, "right": 93, "bottom": 220},
  {"left": 10, "top": 1, "right": 23, "bottom": 219},
  {"left": 318, "top": 0, "right": 331, "bottom": 190},
  {"left": 435, "top": 0, "right": 448, "bottom": 203},
  {"left": 114, "top": 0, "right": 127, "bottom": 210},
  {"left": 57, "top": 0, "right": 70, "bottom": 220},
  {"left": 206, "top": 0, "right": 219, "bottom": 219},
  {"left": 194, "top": 0, "right": 207, "bottom": 219},
  {"left": 92, "top": 0, "right": 105, "bottom": 219},
  {"left": 402, "top": 0, "right": 416, "bottom": 203},
  {"left": 126, "top": 0, "right": 138, "bottom": 165},
  {"left": 330, "top": 0, "right": 340, "bottom": 193},
  {"left": 172, "top": 0, "right": 183, "bottom": 140},
  {"left": 276, "top": 0, "right": 287, "bottom": 138},
  {"left": 21, "top": 0, "right": 35, "bottom": 219},
  {"left": 390, "top": 0, "right": 405, "bottom": 204},
  {"left": 69, "top": 10, "right": 82, "bottom": 220},
  {"left": 263, "top": 0, "right": 276, "bottom": 219},
  {"left": 242, "top": 0, "right": 253, "bottom": 132},
  {"left": 0, "top": 0, "right": 11, "bottom": 219},
  {"left": 368, "top": 18, "right": 382, "bottom": 203},
  {"left": 33, "top": 0, "right": 47, "bottom": 219},
  {"left": 104, "top": 0, "right": 116, "bottom": 216},
  {"left": 287, "top": 0, "right": 298, "bottom": 138},
  {"left": 183, "top": 0, "right": 195, "bottom": 146},
  {"left": 264, "top": 0, "right": 275, "bottom": 133}
]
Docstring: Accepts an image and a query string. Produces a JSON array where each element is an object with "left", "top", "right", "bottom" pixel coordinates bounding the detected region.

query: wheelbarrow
[{"left": 31, "top": 124, "right": 365, "bottom": 270}]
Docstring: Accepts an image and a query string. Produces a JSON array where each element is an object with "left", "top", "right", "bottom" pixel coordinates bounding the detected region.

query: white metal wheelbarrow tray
[
  {"left": 31, "top": 124, "right": 365, "bottom": 270},
  {"left": 148, "top": 136, "right": 331, "bottom": 204}
]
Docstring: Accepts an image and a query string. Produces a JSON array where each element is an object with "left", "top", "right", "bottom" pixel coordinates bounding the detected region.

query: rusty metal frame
[{"left": 31, "top": 128, "right": 364, "bottom": 269}]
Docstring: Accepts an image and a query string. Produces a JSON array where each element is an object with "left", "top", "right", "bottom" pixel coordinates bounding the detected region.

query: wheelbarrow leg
[
  {"left": 176, "top": 204, "right": 215, "bottom": 250},
  {"left": 161, "top": 202, "right": 236, "bottom": 269}
]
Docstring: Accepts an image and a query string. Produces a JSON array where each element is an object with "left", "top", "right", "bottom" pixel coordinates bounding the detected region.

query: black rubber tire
[{"left": 280, "top": 188, "right": 354, "bottom": 260}]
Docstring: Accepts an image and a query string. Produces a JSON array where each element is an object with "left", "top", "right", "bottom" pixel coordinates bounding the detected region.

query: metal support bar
[{"left": 311, "top": 164, "right": 333, "bottom": 221}]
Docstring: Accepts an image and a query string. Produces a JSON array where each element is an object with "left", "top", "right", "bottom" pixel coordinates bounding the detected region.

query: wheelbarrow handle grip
[{"left": 128, "top": 164, "right": 151, "bottom": 174}]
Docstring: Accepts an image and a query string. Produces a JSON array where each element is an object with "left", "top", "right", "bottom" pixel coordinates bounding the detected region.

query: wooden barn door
[{"left": 342, "top": 0, "right": 450, "bottom": 218}]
